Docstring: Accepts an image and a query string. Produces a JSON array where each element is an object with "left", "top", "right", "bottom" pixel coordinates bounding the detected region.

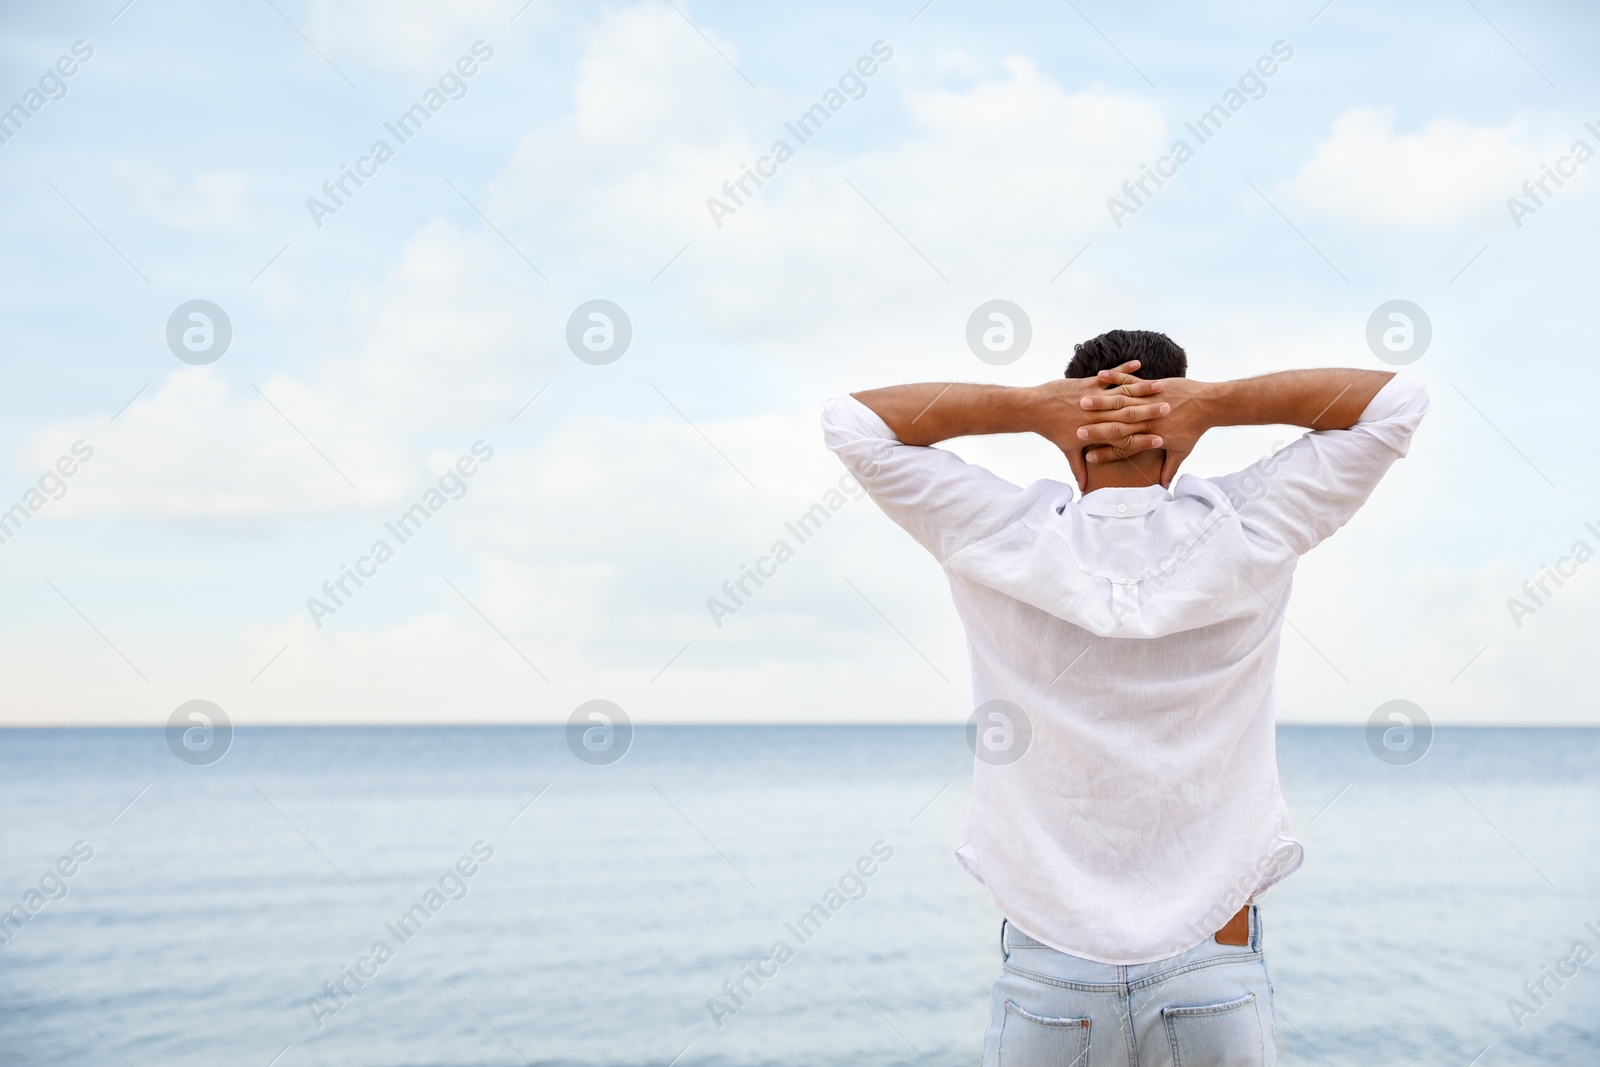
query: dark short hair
[{"left": 1065, "top": 329, "right": 1187, "bottom": 380}]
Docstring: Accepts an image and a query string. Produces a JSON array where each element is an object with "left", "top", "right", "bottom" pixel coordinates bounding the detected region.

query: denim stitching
[
  {"left": 1127, "top": 951, "right": 1265, "bottom": 993},
  {"left": 999, "top": 999, "right": 1093, "bottom": 1067},
  {"left": 1001, "top": 947, "right": 1264, "bottom": 994},
  {"left": 1161, "top": 991, "right": 1256, "bottom": 1018},
  {"left": 1161, "top": 992, "right": 1261, "bottom": 1067},
  {"left": 1003, "top": 998, "right": 1091, "bottom": 1028},
  {"left": 1001, "top": 959, "right": 1130, "bottom": 993},
  {"left": 1120, "top": 968, "right": 1138, "bottom": 1067}
]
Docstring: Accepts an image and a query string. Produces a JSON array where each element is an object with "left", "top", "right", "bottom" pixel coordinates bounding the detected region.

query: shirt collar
[{"left": 1074, "top": 484, "right": 1171, "bottom": 517}]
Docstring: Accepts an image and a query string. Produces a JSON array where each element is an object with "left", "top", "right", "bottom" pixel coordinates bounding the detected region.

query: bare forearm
[
  {"left": 850, "top": 383, "right": 1055, "bottom": 446},
  {"left": 1201, "top": 369, "right": 1394, "bottom": 432}
]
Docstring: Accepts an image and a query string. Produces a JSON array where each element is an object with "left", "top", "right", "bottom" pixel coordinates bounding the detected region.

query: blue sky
[{"left": 1, "top": 0, "right": 1597, "bottom": 725}]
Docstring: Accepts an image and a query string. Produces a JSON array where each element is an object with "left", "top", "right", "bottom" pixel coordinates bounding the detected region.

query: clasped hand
[{"left": 1043, "top": 360, "right": 1205, "bottom": 490}]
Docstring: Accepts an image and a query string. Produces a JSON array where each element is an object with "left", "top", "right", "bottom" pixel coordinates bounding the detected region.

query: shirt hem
[{"left": 974, "top": 835, "right": 1306, "bottom": 967}]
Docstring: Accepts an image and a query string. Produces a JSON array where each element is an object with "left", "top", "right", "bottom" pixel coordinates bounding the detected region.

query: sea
[{"left": 1, "top": 726, "right": 1595, "bottom": 1066}]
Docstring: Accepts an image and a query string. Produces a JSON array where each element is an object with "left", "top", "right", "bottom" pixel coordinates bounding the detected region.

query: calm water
[{"left": 0, "top": 726, "right": 1595, "bottom": 1066}]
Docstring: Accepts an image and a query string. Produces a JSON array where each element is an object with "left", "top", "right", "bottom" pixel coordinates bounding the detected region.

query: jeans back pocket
[
  {"left": 998, "top": 998, "right": 1090, "bottom": 1066},
  {"left": 1161, "top": 991, "right": 1265, "bottom": 1066}
]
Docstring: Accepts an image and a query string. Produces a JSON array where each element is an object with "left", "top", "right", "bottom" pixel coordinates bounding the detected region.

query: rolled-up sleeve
[
  {"left": 1210, "top": 371, "right": 1430, "bottom": 556},
  {"left": 822, "top": 395, "right": 1034, "bottom": 563}
]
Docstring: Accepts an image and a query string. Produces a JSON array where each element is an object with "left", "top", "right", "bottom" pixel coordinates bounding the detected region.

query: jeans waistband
[{"left": 1000, "top": 905, "right": 1262, "bottom": 985}]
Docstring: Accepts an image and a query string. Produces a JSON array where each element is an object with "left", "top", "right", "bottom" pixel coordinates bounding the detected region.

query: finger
[
  {"left": 1111, "top": 434, "right": 1163, "bottom": 458},
  {"left": 1108, "top": 402, "right": 1170, "bottom": 423},
  {"left": 1084, "top": 434, "right": 1164, "bottom": 459},
  {"left": 1080, "top": 397, "right": 1172, "bottom": 420},
  {"left": 1085, "top": 444, "right": 1135, "bottom": 463},
  {"left": 1077, "top": 422, "right": 1161, "bottom": 443},
  {"left": 1095, "top": 369, "right": 1142, "bottom": 388},
  {"left": 1091, "top": 373, "right": 1164, "bottom": 398},
  {"left": 1080, "top": 391, "right": 1137, "bottom": 410}
]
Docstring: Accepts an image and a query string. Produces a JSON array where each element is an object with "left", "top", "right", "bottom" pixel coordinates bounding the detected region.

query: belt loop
[
  {"left": 1249, "top": 904, "right": 1260, "bottom": 951},
  {"left": 1000, "top": 918, "right": 1010, "bottom": 961}
]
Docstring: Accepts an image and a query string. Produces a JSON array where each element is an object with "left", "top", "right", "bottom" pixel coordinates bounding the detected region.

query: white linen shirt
[{"left": 822, "top": 372, "right": 1428, "bottom": 964}]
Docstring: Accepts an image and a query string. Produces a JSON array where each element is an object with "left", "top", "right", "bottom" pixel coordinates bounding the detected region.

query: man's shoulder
[{"left": 1016, "top": 477, "right": 1097, "bottom": 517}]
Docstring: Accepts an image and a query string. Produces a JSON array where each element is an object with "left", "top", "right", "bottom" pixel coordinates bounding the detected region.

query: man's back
[{"left": 823, "top": 370, "right": 1428, "bottom": 963}]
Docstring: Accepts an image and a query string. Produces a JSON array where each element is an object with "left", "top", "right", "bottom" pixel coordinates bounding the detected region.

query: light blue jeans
[{"left": 981, "top": 906, "right": 1276, "bottom": 1066}]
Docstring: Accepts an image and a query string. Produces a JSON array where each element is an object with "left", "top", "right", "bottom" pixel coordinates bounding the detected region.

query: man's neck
[{"left": 1081, "top": 451, "right": 1168, "bottom": 494}]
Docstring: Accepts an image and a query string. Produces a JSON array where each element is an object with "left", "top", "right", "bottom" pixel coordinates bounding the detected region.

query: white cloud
[
  {"left": 1277, "top": 106, "right": 1585, "bottom": 227},
  {"left": 487, "top": 3, "right": 766, "bottom": 271},
  {"left": 37, "top": 220, "right": 559, "bottom": 520},
  {"left": 1271, "top": 539, "right": 1600, "bottom": 727},
  {"left": 6, "top": 406, "right": 965, "bottom": 726},
  {"left": 487, "top": 12, "right": 1168, "bottom": 378},
  {"left": 38, "top": 368, "right": 394, "bottom": 518},
  {"left": 309, "top": 0, "right": 509, "bottom": 75},
  {"left": 111, "top": 163, "right": 250, "bottom": 229}
]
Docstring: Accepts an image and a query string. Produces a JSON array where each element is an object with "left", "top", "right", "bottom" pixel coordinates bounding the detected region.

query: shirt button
[{"left": 1116, "top": 504, "right": 1127, "bottom": 514}]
